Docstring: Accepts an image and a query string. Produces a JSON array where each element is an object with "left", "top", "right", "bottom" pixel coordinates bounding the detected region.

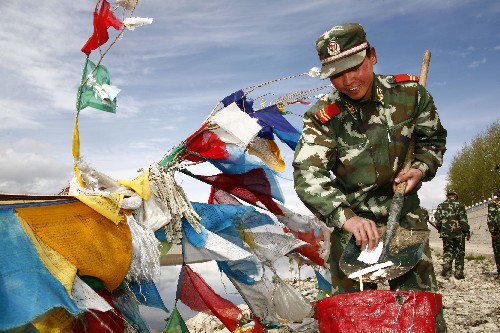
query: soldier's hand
[
  {"left": 393, "top": 168, "right": 424, "bottom": 195},
  {"left": 343, "top": 216, "right": 380, "bottom": 251},
  {"left": 492, "top": 235, "right": 498, "bottom": 241},
  {"left": 466, "top": 235, "right": 471, "bottom": 241}
]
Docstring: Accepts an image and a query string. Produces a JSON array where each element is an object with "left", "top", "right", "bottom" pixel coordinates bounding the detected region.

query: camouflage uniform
[
  {"left": 293, "top": 74, "right": 447, "bottom": 296},
  {"left": 434, "top": 197, "right": 470, "bottom": 279},
  {"left": 487, "top": 196, "right": 500, "bottom": 274}
]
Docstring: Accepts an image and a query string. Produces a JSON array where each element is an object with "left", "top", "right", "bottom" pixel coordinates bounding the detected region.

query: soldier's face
[{"left": 329, "top": 48, "right": 377, "bottom": 101}]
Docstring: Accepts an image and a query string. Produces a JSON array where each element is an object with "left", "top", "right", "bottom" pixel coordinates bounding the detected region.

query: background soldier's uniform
[
  {"left": 487, "top": 195, "right": 500, "bottom": 275},
  {"left": 293, "top": 74, "right": 447, "bottom": 292},
  {"left": 434, "top": 196, "right": 470, "bottom": 279}
]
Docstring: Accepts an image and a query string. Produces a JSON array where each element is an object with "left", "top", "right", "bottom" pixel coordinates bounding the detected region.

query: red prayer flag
[
  {"left": 178, "top": 264, "right": 242, "bottom": 332},
  {"left": 284, "top": 227, "right": 325, "bottom": 266},
  {"left": 194, "top": 168, "right": 283, "bottom": 215},
  {"left": 81, "top": 0, "right": 123, "bottom": 55},
  {"left": 183, "top": 129, "right": 229, "bottom": 162},
  {"left": 294, "top": 243, "right": 325, "bottom": 267},
  {"left": 73, "top": 290, "right": 125, "bottom": 333},
  {"left": 208, "top": 186, "right": 243, "bottom": 205}
]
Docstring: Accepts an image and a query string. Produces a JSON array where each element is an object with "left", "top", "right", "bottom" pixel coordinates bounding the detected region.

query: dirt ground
[{"left": 428, "top": 205, "right": 500, "bottom": 333}]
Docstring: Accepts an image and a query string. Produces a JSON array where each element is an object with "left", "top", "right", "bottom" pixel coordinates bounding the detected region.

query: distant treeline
[{"left": 446, "top": 120, "right": 499, "bottom": 206}]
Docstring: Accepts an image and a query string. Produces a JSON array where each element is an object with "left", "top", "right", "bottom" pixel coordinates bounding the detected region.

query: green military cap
[
  {"left": 315, "top": 23, "right": 369, "bottom": 80},
  {"left": 446, "top": 190, "right": 457, "bottom": 197}
]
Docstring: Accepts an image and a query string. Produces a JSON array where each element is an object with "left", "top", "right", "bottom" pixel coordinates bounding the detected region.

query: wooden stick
[
  {"left": 396, "top": 50, "right": 432, "bottom": 195},
  {"left": 419, "top": 50, "right": 431, "bottom": 87}
]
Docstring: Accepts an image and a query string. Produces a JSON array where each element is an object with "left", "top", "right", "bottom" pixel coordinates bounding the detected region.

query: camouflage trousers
[
  {"left": 328, "top": 229, "right": 447, "bottom": 333},
  {"left": 441, "top": 236, "right": 465, "bottom": 279},
  {"left": 491, "top": 235, "right": 500, "bottom": 274}
]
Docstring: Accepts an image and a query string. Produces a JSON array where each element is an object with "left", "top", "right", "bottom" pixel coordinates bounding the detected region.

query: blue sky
[{"left": 0, "top": 0, "right": 499, "bottom": 329}]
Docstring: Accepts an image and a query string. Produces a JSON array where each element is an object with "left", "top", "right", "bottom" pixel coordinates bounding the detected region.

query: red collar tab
[
  {"left": 394, "top": 74, "right": 419, "bottom": 83},
  {"left": 316, "top": 103, "right": 341, "bottom": 124}
]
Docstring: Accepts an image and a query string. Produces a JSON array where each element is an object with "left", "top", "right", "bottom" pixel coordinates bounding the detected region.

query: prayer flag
[
  {"left": 188, "top": 168, "right": 283, "bottom": 215},
  {"left": 0, "top": 209, "right": 81, "bottom": 331},
  {"left": 81, "top": 0, "right": 123, "bottom": 55},
  {"left": 78, "top": 60, "right": 118, "bottom": 113},
  {"left": 163, "top": 307, "right": 190, "bottom": 333},
  {"left": 177, "top": 264, "right": 242, "bottom": 332}
]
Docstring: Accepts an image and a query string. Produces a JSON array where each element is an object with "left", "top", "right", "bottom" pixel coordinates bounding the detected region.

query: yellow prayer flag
[
  {"left": 32, "top": 308, "right": 75, "bottom": 333},
  {"left": 118, "top": 170, "right": 151, "bottom": 200},
  {"left": 72, "top": 116, "right": 80, "bottom": 159},
  {"left": 75, "top": 193, "right": 124, "bottom": 225},
  {"left": 18, "top": 216, "right": 77, "bottom": 296},
  {"left": 16, "top": 201, "right": 132, "bottom": 291}
]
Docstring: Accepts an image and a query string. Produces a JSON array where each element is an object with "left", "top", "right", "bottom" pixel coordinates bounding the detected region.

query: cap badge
[{"left": 327, "top": 41, "right": 341, "bottom": 56}]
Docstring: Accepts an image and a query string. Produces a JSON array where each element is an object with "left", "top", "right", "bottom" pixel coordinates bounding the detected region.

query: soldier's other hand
[
  {"left": 466, "top": 235, "right": 471, "bottom": 241},
  {"left": 343, "top": 216, "right": 380, "bottom": 251},
  {"left": 492, "top": 235, "right": 498, "bottom": 241},
  {"left": 393, "top": 168, "right": 424, "bottom": 195}
]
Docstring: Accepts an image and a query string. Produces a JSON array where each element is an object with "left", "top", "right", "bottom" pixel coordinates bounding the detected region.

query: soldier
[
  {"left": 487, "top": 188, "right": 500, "bottom": 277},
  {"left": 292, "top": 23, "right": 447, "bottom": 331},
  {"left": 434, "top": 190, "right": 471, "bottom": 279}
]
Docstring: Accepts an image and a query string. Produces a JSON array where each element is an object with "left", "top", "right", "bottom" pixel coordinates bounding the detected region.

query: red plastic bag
[{"left": 316, "top": 290, "right": 442, "bottom": 333}]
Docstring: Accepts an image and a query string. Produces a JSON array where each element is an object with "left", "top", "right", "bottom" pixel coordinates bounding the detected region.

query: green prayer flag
[
  {"left": 163, "top": 307, "right": 190, "bottom": 333},
  {"left": 77, "top": 60, "right": 118, "bottom": 113}
]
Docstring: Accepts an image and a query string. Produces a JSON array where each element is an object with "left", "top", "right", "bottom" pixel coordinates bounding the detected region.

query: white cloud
[
  {"left": 468, "top": 57, "right": 487, "bottom": 68},
  {"left": 0, "top": 139, "right": 72, "bottom": 194},
  {"left": 419, "top": 174, "right": 447, "bottom": 210}
]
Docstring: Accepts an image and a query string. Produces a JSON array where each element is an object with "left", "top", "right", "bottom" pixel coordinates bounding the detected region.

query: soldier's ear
[{"left": 369, "top": 47, "right": 377, "bottom": 65}]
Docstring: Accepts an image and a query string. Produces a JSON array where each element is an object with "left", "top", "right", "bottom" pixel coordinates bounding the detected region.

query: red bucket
[{"left": 316, "top": 290, "right": 442, "bottom": 333}]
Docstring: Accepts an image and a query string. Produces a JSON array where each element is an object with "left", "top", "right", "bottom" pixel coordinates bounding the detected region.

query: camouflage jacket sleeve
[
  {"left": 292, "top": 104, "right": 355, "bottom": 229},
  {"left": 410, "top": 84, "right": 447, "bottom": 181},
  {"left": 458, "top": 203, "right": 470, "bottom": 237},
  {"left": 487, "top": 201, "right": 500, "bottom": 235},
  {"left": 434, "top": 204, "right": 443, "bottom": 232}
]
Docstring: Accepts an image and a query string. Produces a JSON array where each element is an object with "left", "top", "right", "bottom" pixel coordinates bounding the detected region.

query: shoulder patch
[
  {"left": 394, "top": 74, "right": 419, "bottom": 83},
  {"left": 316, "top": 103, "right": 341, "bottom": 124}
]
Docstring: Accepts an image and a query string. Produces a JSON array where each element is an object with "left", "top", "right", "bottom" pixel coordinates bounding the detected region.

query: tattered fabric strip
[
  {"left": 229, "top": 272, "right": 312, "bottom": 323},
  {"left": 125, "top": 215, "right": 161, "bottom": 283},
  {"left": 111, "top": 284, "right": 151, "bottom": 332},
  {"left": 149, "top": 163, "right": 201, "bottom": 243}
]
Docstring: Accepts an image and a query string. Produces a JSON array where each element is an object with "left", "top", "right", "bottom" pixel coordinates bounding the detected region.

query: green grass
[{"left": 465, "top": 253, "right": 486, "bottom": 261}]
